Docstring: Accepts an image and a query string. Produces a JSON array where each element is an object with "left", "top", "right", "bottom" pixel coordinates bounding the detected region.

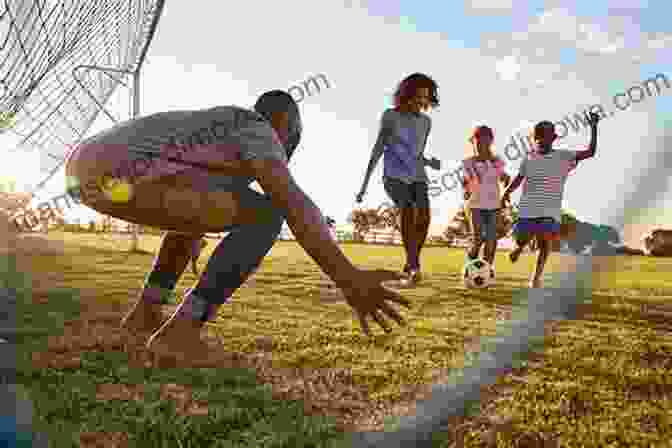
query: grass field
[{"left": 9, "top": 231, "right": 672, "bottom": 447}]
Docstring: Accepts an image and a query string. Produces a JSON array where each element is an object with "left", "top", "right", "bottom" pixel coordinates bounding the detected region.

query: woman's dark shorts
[{"left": 383, "top": 177, "right": 429, "bottom": 209}]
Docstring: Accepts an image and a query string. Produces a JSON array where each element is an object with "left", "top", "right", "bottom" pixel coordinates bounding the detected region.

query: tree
[
  {"left": 347, "top": 207, "right": 388, "bottom": 241},
  {"left": 378, "top": 203, "right": 401, "bottom": 233}
]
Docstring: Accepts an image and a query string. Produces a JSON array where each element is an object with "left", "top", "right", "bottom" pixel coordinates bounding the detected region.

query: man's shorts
[
  {"left": 383, "top": 177, "right": 429, "bottom": 209},
  {"left": 64, "top": 143, "right": 279, "bottom": 235},
  {"left": 469, "top": 208, "right": 498, "bottom": 242},
  {"left": 512, "top": 217, "right": 562, "bottom": 242}
]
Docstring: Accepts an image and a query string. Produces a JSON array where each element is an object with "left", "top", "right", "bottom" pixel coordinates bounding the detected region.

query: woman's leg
[
  {"left": 412, "top": 182, "right": 431, "bottom": 272},
  {"left": 384, "top": 179, "right": 415, "bottom": 272},
  {"left": 403, "top": 208, "right": 420, "bottom": 270}
]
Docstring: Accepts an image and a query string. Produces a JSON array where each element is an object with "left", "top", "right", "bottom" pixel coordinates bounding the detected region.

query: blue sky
[{"left": 4, "top": 0, "right": 671, "bottom": 244}]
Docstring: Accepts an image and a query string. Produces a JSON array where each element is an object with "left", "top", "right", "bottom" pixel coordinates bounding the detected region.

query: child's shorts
[
  {"left": 512, "top": 217, "right": 562, "bottom": 242},
  {"left": 469, "top": 208, "right": 498, "bottom": 242}
]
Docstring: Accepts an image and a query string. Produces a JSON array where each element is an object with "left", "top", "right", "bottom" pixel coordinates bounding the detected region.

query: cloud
[
  {"left": 464, "top": 0, "right": 515, "bottom": 14},
  {"left": 647, "top": 34, "right": 672, "bottom": 50},
  {"left": 494, "top": 55, "right": 521, "bottom": 81},
  {"left": 15, "top": 0, "right": 667, "bottom": 232}
]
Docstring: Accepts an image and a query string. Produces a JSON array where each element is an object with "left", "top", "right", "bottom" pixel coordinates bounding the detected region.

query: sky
[{"left": 2, "top": 0, "right": 671, "bottom": 246}]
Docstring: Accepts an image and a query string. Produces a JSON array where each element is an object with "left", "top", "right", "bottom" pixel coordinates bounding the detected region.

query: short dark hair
[
  {"left": 534, "top": 121, "right": 555, "bottom": 133},
  {"left": 254, "top": 90, "right": 302, "bottom": 159},
  {"left": 393, "top": 73, "right": 440, "bottom": 109}
]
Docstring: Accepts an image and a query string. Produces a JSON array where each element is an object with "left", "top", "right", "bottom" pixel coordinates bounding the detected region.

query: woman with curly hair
[{"left": 356, "top": 73, "right": 442, "bottom": 285}]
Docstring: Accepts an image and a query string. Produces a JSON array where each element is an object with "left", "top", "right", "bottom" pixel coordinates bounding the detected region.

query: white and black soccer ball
[{"left": 462, "top": 258, "right": 492, "bottom": 289}]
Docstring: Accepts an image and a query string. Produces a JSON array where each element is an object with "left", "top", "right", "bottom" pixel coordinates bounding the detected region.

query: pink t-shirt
[{"left": 462, "top": 157, "right": 506, "bottom": 210}]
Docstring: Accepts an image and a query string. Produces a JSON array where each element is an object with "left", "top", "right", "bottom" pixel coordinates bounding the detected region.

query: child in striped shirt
[{"left": 502, "top": 112, "right": 600, "bottom": 288}]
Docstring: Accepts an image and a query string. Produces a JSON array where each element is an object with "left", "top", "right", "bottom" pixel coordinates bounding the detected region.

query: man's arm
[{"left": 252, "top": 158, "right": 358, "bottom": 285}]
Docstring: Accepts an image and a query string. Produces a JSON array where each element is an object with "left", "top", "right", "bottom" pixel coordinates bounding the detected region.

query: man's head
[{"left": 254, "top": 90, "right": 302, "bottom": 159}]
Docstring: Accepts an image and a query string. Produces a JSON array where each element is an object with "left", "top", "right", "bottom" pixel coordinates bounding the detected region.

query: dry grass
[{"left": 8, "top": 230, "right": 672, "bottom": 447}]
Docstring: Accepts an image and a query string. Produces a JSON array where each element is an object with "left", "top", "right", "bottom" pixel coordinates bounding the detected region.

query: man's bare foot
[
  {"left": 146, "top": 315, "right": 214, "bottom": 364},
  {"left": 120, "top": 300, "right": 165, "bottom": 335},
  {"left": 509, "top": 248, "right": 522, "bottom": 263}
]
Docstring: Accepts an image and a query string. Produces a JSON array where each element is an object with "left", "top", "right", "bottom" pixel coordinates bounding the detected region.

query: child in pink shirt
[{"left": 461, "top": 125, "right": 511, "bottom": 279}]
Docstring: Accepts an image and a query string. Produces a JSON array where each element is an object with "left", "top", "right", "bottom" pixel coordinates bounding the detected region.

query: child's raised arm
[{"left": 575, "top": 111, "right": 600, "bottom": 161}]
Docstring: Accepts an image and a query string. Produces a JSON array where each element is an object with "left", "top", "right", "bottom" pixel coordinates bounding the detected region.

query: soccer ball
[{"left": 462, "top": 258, "right": 492, "bottom": 289}]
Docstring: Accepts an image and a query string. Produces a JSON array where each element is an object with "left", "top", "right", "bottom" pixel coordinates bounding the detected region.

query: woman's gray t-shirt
[{"left": 370, "top": 108, "right": 432, "bottom": 184}]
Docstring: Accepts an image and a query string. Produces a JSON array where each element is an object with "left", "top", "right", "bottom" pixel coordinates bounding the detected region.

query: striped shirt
[
  {"left": 517, "top": 149, "right": 578, "bottom": 221},
  {"left": 370, "top": 108, "right": 432, "bottom": 184}
]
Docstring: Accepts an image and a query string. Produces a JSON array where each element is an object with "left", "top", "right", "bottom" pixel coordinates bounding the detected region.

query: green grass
[{"left": 10, "top": 232, "right": 672, "bottom": 447}]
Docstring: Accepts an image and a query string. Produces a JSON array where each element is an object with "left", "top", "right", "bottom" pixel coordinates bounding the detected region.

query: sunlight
[{"left": 1, "top": 144, "right": 41, "bottom": 192}]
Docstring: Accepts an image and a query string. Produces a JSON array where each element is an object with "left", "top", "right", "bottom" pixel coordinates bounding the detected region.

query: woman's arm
[{"left": 359, "top": 116, "right": 390, "bottom": 194}]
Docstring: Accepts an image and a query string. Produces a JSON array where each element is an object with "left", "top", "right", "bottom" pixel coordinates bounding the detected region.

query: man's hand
[
  {"left": 337, "top": 269, "right": 411, "bottom": 336},
  {"left": 586, "top": 111, "right": 601, "bottom": 128},
  {"left": 427, "top": 157, "right": 441, "bottom": 170}
]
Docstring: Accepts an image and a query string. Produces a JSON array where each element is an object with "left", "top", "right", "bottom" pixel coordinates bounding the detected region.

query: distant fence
[
  {"left": 284, "top": 227, "right": 459, "bottom": 246},
  {"left": 362, "top": 229, "right": 402, "bottom": 245}
]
